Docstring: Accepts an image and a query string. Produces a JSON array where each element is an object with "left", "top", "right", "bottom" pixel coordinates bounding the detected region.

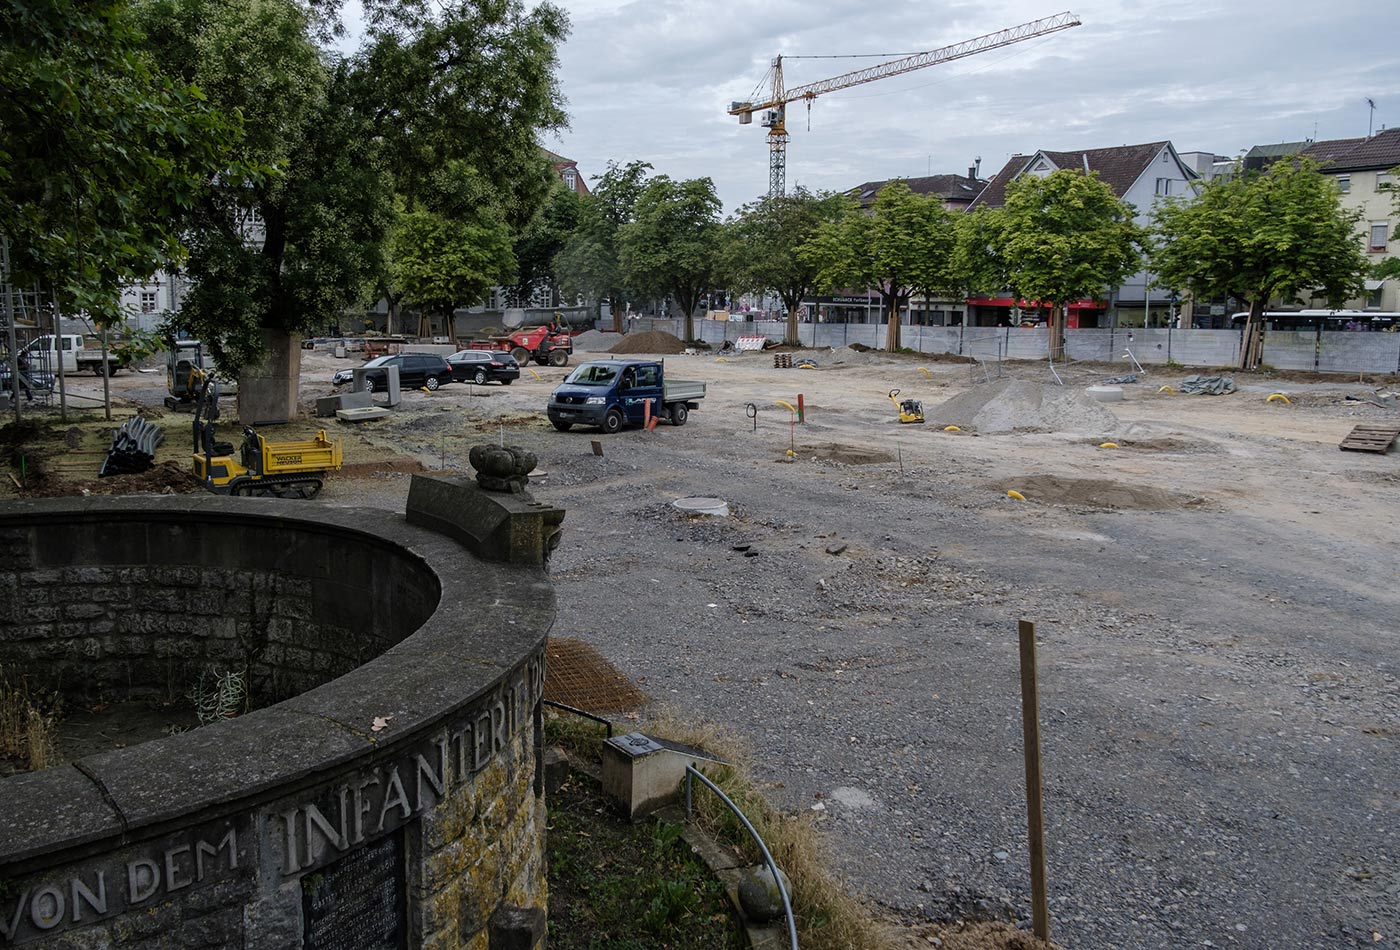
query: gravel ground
[{"left": 48, "top": 344, "right": 1400, "bottom": 949}]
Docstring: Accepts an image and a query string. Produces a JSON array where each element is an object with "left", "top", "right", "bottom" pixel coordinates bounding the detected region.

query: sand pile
[
  {"left": 931, "top": 378, "right": 1118, "bottom": 434},
  {"left": 608, "top": 330, "right": 686, "bottom": 355}
]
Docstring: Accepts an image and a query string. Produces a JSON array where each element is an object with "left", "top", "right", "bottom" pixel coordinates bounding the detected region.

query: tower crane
[{"left": 729, "top": 12, "right": 1082, "bottom": 198}]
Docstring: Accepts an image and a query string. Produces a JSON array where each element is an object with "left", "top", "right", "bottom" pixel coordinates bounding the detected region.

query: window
[
  {"left": 140, "top": 291, "right": 157, "bottom": 313},
  {"left": 1371, "top": 222, "right": 1389, "bottom": 252},
  {"left": 563, "top": 169, "right": 577, "bottom": 190},
  {"left": 634, "top": 365, "right": 659, "bottom": 387},
  {"left": 1155, "top": 178, "right": 1174, "bottom": 196},
  {"left": 1378, "top": 172, "right": 1394, "bottom": 191},
  {"left": 1337, "top": 176, "right": 1351, "bottom": 194}
]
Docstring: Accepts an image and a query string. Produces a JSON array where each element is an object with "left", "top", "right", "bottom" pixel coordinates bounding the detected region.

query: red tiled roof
[{"left": 1300, "top": 128, "right": 1400, "bottom": 171}]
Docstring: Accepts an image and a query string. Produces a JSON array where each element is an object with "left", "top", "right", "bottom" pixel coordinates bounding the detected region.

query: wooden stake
[{"left": 1018, "top": 619, "right": 1051, "bottom": 942}]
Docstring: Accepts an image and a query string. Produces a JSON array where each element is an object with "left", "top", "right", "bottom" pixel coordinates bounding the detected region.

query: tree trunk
[
  {"left": 1048, "top": 303, "right": 1067, "bottom": 361},
  {"left": 786, "top": 307, "right": 799, "bottom": 346},
  {"left": 1239, "top": 298, "right": 1265, "bottom": 369},
  {"left": 884, "top": 292, "right": 902, "bottom": 351}
]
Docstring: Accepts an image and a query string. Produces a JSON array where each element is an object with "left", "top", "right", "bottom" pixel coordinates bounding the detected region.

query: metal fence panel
[
  {"left": 1317, "top": 332, "right": 1400, "bottom": 374},
  {"left": 1261, "top": 331, "right": 1317, "bottom": 370}
]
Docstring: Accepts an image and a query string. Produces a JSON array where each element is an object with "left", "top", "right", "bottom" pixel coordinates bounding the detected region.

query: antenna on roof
[{"left": 1367, "top": 97, "right": 1377, "bottom": 137}]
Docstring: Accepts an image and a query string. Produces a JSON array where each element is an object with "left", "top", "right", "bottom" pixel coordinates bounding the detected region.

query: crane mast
[{"left": 729, "top": 12, "right": 1082, "bottom": 197}]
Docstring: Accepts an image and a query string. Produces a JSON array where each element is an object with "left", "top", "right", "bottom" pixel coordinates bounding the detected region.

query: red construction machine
[{"left": 467, "top": 320, "right": 573, "bottom": 368}]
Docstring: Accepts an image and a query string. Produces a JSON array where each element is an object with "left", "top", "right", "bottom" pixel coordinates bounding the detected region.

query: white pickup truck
[{"left": 24, "top": 334, "right": 125, "bottom": 375}]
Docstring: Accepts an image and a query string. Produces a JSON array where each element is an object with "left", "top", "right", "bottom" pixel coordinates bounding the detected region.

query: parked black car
[
  {"left": 446, "top": 350, "right": 520, "bottom": 385},
  {"left": 331, "top": 353, "right": 453, "bottom": 391}
]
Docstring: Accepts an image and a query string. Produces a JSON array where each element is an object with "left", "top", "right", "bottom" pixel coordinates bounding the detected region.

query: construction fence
[{"left": 630, "top": 318, "right": 1400, "bottom": 375}]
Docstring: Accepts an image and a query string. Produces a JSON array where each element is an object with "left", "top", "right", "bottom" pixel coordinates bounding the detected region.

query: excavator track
[{"left": 227, "top": 474, "right": 325, "bottom": 500}]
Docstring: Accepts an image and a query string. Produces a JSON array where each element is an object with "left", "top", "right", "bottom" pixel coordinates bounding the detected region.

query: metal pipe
[
  {"left": 683, "top": 764, "right": 799, "bottom": 950},
  {"left": 540, "top": 699, "right": 613, "bottom": 738}
]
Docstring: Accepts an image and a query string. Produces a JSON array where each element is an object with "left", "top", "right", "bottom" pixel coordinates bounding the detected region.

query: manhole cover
[{"left": 672, "top": 496, "right": 728, "bottom": 517}]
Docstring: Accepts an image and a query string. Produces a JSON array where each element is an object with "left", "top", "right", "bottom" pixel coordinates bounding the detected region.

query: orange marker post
[{"left": 797, "top": 393, "right": 805, "bottom": 423}]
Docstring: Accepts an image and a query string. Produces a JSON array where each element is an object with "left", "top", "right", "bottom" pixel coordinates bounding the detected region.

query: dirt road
[{"left": 33, "top": 340, "right": 1400, "bottom": 949}]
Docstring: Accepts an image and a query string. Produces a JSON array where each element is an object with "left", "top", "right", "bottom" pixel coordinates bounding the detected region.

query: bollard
[{"left": 797, "top": 393, "right": 805, "bottom": 423}]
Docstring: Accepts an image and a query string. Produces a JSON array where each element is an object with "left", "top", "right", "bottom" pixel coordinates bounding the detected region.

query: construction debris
[
  {"left": 99, "top": 417, "right": 162, "bottom": 477},
  {"left": 1178, "top": 375, "right": 1237, "bottom": 395}
]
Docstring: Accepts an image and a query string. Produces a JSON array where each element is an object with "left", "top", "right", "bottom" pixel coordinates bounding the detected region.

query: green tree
[
  {"left": 994, "top": 169, "right": 1144, "bottom": 357},
  {"left": 1, "top": 0, "right": 244, "bottom": 323},
  {"left": 799, "top": 183, "right": 958, "bottom": 351},
  {"left": 511, "top": 181, "right": 582, "bottom": 306},
  {"left": 556, "top": 160, "right": 651, "bottom": 331},
  {"left": 137, "top": 0, "right": 567, "bottom": 399},
  {"left": 389, "top": 207, "right": 515, "bottom": 324},
  {"left": 616, "top": 176, "right": 722, "bottom": 342},
  {"left": 721, "top": 188, "right": 846, "bottom": 345},
  {"left": 1152, "top": 158, "right": 1368, "bottom": 368},
  {"left": 954, "top": 207, "right": 1011, "bottom": 299}
]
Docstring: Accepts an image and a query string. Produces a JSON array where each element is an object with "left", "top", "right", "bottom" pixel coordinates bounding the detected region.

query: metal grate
[{"left": 544, "top": 637, "right": 648, "bottom": 713}]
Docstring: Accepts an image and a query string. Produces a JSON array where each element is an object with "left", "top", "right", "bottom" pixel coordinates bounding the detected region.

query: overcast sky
[{"left": 537, "top": 0, "right": 1399, "bottom": 213}]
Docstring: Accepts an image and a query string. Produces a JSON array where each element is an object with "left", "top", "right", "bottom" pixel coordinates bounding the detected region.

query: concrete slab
[{"left": 335, "top": 406, "right": 392, "bottom": 422}]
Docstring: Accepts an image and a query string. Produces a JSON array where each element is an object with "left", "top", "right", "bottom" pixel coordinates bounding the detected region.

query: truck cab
[
  {"left": 24, "top": 334, "right": 122, "bottom": 376},
  {"left": 547, "top": 358, "right": 704, "bottom": 433}
]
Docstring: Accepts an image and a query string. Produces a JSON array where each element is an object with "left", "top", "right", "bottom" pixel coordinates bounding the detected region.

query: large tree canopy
[
  {"left": 721, "top": 188, "right": 846, "bottom": 345},
  {"left": 1, "top": 0, "right": 244, "bottom": 323},
  {"left": 993, "top": 169, "right": 1144, "bottom": 356},
  {"left": 136, "top": 0, "right": 568, "bottom": 373},
  {"left": 555, "top": 160, "right": 651, "bottom": 330},
  {"left": 510, "top": 182, "right": 581, "bottom": 307},
  {"left": 799, "top": 183, "right": 958, "bottom": 351},
  {"left": 1151, "top": 157, "right": 1367, "bottom": 368},
  {"left": 616, "top": 176, "right": 722, "bottom": 342}
]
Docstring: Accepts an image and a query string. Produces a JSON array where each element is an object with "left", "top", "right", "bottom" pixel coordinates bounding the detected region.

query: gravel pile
[
  {"left": 569, "top": 329, "right": 614, "bottom": 352},
  {"left": 930, "top": 378, "right": 1119, "bottom": 434},
  {"left": 609, "top": 330, "right": 687, "bottom": 355}
]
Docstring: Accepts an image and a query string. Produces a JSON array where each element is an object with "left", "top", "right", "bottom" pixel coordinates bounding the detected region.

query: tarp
[{"left": 1178, "top": 374, "right": 1237, "bottom": 395}]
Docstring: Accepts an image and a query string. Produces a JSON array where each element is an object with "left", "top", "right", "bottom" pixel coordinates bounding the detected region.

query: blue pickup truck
[{"left": 547, "top": 358, "right": 706, "bottom": 433}]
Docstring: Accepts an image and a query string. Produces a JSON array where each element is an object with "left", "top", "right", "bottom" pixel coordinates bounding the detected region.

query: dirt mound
[
  {"left": 24, "top": 460, "right": 205, "bottom": 497},
  {"left": 996, "top": 474, "right": 1201, "bottom": 510},
  {"left": 608, "top": 330, "right": 686, "bottom": 355},
  {"left": 932, "top": 378, "right": 1118, "bottom": 434}
]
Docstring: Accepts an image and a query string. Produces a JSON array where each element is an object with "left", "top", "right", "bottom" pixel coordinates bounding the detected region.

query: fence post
[{"left": 1018, "top": 619, "right": 1051, "bottom": 942}]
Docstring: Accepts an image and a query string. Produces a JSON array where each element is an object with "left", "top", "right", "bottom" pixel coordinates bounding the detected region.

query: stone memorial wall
[{"left": 0, "top": 496, "right": 554, "bottom": 950}]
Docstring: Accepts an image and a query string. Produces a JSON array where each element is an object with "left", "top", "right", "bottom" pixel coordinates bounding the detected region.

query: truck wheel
[
  {"left": 602, "top": 409, "right": 623, "bottom": 434},
  {"left": 473, "top": 369, "right": 487, "bottom": 385},
  {"left": 424, "top": 376, "right": 441, "bottom": 391},
  {"left": 548, "top": 350, "right": 568, "bottom": 367},
  {"left": 510, "top": 346, "right": 530, "bottom": 365},
  {"left": 551, "top": 420, "right": 572, "bottom": 432},
  {"left": 669, "top": 403, "right": 689, "bottom": 426}
]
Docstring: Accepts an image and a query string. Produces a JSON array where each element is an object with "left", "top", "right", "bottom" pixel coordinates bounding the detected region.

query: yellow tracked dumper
[{"left": 191, "top": 374, "right": 341, "bottom": 498}]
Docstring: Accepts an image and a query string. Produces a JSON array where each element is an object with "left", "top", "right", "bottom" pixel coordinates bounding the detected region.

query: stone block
[
  {"left": 489, "top": 905, "right": 545, "bottom": 950},
  {"left": 336, "top": 406, "right": 392, "bottom": 422},
  {"left": 237, "top": 328, "right": 301, "bottom": 425},
  {"left": 405, "top": 474, "right": 564, "bottom": 567},
  {"left": 340, "top": 388, "right": 373, "bottom": 410},
  {"left": 314, "top": 395, "right": 342, "bottom": 418},
  {"left": 601, "top": 732, "right": 727, "bottom": 820}
]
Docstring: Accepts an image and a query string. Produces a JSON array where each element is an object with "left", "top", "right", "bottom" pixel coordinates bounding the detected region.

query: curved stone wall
[{"left": 0, "top": 496, "right": 554, "bottom": 949}]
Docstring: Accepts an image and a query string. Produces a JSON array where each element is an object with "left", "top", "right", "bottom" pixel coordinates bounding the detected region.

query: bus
[{"left": 1229, "top": 310, "right": 1400, "bottom": 331}]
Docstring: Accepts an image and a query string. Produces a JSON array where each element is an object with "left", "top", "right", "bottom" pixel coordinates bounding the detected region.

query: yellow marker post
[
  {"left": 918, "top": 367, "right": 931, "bottom": 378},
  {"left": 943, "top": 425, "right": 962, "bottom": 432},
  {"left": 1266, "top": 393, "right": 1291, "bottom": 404},
  {"left": 529, "top": 368, "right": 542, "bottom": 381},
  {"left": 1007, "top": 490, "right": 1026, "bottom": 501},
  {"left": 1157, "top": 385, "right": 1176, "bottom": 395},
  {"left": 1099, "top": 442, "right": 1119, "bottom": 449}
]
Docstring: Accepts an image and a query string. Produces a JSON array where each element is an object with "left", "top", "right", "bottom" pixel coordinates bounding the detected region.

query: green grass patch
[{"left": 547, "top": 769, "right": 745, "bottom": 950}]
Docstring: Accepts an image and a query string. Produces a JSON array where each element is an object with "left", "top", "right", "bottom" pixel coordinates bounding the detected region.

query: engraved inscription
[{"left": 301, "top": 832, "right": 406, "bottom": 950}]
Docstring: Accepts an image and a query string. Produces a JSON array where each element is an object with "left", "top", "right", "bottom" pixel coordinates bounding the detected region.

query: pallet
[
  {"left": 1339, "top": 424, "right": 1400, "bottom": 453},
  {"left": 773, "top": 353, "right": 792, "bottom": 369}
]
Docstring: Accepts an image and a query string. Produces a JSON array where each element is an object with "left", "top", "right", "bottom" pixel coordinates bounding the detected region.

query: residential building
[
  {"left": 845, "top": 167, "right": 987, "bottom": 212},
  {"left": 1247, "top": 129, "right": 1400, "bottom": 312},
  {"left": 968, "top": 141, "right": 1200, "bottom": 327},
  {"left": 544, "top": 148, "right": 590, "bottom": 196}
]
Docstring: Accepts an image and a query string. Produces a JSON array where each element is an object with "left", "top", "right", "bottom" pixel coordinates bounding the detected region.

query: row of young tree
[
  {"left": 2, "top": 0, "right": 1389, "bottom": 380},
  {"left": 544, "top": 157, "right": 1390, "bottom": 370}
]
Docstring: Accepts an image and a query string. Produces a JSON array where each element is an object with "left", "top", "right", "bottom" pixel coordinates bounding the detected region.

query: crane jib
[{"left": 728, "top": 11, "right": 1083, "bottom": 198}]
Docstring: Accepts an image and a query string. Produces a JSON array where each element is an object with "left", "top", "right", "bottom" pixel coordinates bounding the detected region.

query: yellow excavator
[
  {"left": 888, "top": 389, "right": 925, "bottom": 424},
  {"left": 191, "top": 372, "right": 341, "bottom": 498}
]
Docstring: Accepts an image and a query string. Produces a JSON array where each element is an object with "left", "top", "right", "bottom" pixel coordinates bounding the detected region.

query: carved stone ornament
[{"left": 468, "top": 444, "right": 537, "bottom": 493}]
